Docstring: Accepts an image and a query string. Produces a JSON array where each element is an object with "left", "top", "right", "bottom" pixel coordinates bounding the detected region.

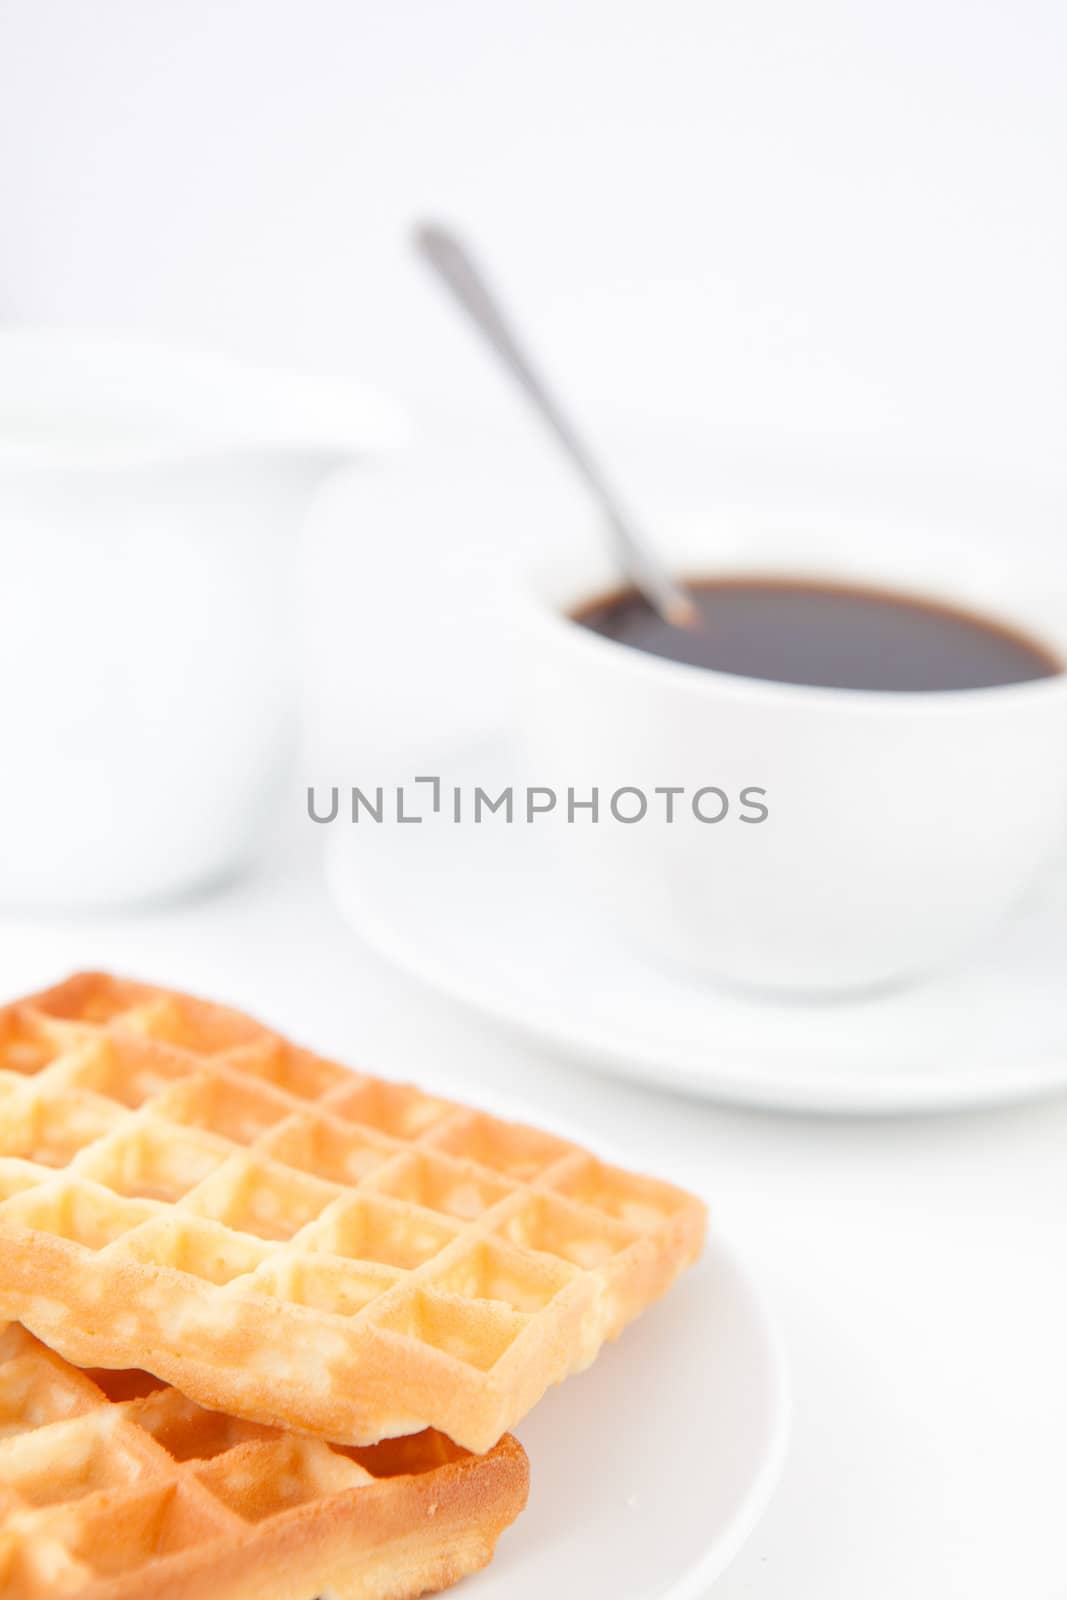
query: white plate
[
  {"left": 326, "top": 739, "right": 1067, "bottom": 1114},
  {"left": 471, "top": 1235, "right": 788, "bottom": 1600}
]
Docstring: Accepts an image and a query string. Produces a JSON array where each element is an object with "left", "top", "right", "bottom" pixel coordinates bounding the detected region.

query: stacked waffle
[{"left": 0, "top": 974, "right": 706, "bottom": 1598}]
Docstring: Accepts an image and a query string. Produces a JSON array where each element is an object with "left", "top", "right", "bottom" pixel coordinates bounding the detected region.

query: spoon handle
[{"left": 414, "top": 222, "right": 696, "bottom": 627}]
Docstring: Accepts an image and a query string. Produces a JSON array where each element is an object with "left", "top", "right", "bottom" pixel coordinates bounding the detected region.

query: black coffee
[{"left": 572, "top": 576, "right": 1061, "bottom": 692}]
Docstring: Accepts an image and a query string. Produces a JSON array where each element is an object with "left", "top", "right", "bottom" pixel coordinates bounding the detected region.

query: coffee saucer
[{"left": 325, "top": 738, "right": 1067, "bottom": 1115}]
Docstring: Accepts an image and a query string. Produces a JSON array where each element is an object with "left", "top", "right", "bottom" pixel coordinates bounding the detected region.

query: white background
[
  {"left": 2, "top": 0, "right": 1066, "bottom": 766},
  {"left": 1, "top": 3, "right": 1066, "bottom": 1595}
]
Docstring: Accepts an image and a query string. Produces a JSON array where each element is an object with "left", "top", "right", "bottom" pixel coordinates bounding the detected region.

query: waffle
[
  {"left": 0, "top": 974, "right": 706, "bottom": 1453},
  {"left": 0, "top": 1321, "right": 527, "bottom": 1600}
]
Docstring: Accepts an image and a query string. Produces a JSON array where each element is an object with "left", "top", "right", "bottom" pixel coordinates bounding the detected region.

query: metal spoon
[{"left": 413, "top": 222, "right": 699, "bottom": 629}]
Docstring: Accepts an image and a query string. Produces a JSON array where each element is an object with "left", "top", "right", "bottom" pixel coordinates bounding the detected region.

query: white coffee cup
[{"left": 515, "top": 510, "right": 1067, "bottom": 994}]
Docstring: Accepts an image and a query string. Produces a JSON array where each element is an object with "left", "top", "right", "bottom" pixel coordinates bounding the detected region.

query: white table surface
[{"left": 3, "top": 829, "right": 1064, "bottom": 1600}]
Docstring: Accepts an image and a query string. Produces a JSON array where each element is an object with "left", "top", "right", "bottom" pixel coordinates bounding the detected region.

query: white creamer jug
[{"left": 0, "top": 331, "right": 404, "bottom": 906}]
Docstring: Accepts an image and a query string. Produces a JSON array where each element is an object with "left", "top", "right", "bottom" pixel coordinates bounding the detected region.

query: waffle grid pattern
[
  {"left": 0, "top": 1322, "right": 526, "bottom": 1600},
  {"left": 0, "top": 975, "right": 705, "bottom": 1452}
]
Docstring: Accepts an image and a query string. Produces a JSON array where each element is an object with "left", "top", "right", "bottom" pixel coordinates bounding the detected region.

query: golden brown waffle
[
  {"left": 0, "top": 1321, "right": 527, "bottom": 1600},
  {"left": 0, "top": 974, "right": 705, "bottom": 1453}
]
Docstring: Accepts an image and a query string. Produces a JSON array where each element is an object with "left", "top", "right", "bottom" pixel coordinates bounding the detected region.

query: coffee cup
[{"left": 514, "top": 510, "right": 1067, "bottom": 994}]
